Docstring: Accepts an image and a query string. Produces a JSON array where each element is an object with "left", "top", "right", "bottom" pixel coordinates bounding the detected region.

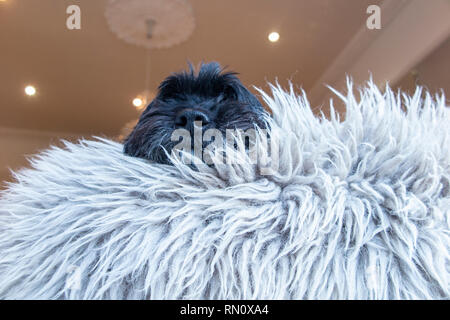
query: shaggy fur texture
[{"left": 0, "top": 82, "right": 449, "bottom": 299}]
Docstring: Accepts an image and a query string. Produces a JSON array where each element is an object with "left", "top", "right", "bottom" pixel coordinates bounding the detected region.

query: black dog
[{"left": 123, "top": 62, "right": 267, "bottom": 164}]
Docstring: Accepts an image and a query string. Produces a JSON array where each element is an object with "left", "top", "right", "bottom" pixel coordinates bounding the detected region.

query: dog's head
[{"left": 123, "top": 62, "right": 266, "bottom": 164}]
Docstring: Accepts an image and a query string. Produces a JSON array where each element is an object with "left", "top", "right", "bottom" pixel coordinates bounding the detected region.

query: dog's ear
[
  {"left": 197, "top": 62, "right": 240, "bottom": 100},
  {"left": 196, "top": 62, "right": 264, "bottom": 112},
  {"left": 156, "top": 63, "right": 197, "bottom": 101},
  {"left": 123, "top": 113, "right": 146, "bottom": 157},
  {"left": 214, "top": 68, "right": 264, "bottom": 112},
  {"left": 123, "top": 97, "right": 157, "bottom": 156},
  {"left": 139, "top": 97, "right": 157, "bottom": 116},
  {"left": 123, "top": 125, "right": 139, "bottom": 157}
]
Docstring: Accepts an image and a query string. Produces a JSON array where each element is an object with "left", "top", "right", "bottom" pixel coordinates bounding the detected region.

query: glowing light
[
  {"left": 25, "top": 85, "right": 36, "bottom": 96},
  {"left": 268, "top": 32, "right": 280, "bottom": 42},
  {"left": 133, "top": 97, "right": 144, "bottom": 108},
  {"left": 132, "top": 91, "right": 154, "bottom": 110}
]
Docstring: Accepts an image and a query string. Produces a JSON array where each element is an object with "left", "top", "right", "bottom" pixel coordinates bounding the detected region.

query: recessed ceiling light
[
  {"left": 268, "top": 32, "right": 280, "bottom": 43},
  {"left": 133, "top": 97, "right": 144, "bottom": 108},
  {"left": 25, "top": 85, "right": 36, "bottom": 96}
]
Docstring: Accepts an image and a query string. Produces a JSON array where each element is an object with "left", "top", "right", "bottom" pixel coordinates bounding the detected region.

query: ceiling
[{"left": 1, "top": 0, "right": 384, "bottom": 136}]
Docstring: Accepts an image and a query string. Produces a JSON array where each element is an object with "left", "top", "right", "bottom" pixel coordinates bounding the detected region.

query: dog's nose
[{"left": 175, "top": 109, "right": 210, "bottom": 128}]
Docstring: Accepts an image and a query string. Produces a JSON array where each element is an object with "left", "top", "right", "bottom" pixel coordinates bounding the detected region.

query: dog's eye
[{"left": 223, "top": 86, "right": 237, "bottom": 100}]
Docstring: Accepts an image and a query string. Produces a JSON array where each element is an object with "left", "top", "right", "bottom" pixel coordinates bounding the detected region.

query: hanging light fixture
[
  {"left": 105, "top": 0, "right": 196, "bottom": 111},
  {"left": 105, "top": 0, "right": 195, "bottom": 50}
]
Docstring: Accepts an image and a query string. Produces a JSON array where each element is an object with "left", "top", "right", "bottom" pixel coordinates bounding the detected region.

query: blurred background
[{"left": 1, "top": 0, "right": 449, "bottom": 186}]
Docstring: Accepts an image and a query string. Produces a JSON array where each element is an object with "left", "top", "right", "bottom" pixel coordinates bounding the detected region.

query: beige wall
[
  {"left": 395, "top": 38, "right": 450, "bottom": 96},
  {"left": 0, "top": 127, "right": 82, "bottom": 187},
  {"left": 308, "top": 0, "right": 450, "bottom": 111}
]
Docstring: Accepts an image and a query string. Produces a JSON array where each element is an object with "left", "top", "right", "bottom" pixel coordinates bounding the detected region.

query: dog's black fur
[{"left": 123, "top": 62, "right": 266, "bottom": 164}]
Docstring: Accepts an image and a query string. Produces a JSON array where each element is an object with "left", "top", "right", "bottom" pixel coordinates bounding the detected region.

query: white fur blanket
[{"left": 0, "top": 82, "right": 449, "bottom": 299}]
